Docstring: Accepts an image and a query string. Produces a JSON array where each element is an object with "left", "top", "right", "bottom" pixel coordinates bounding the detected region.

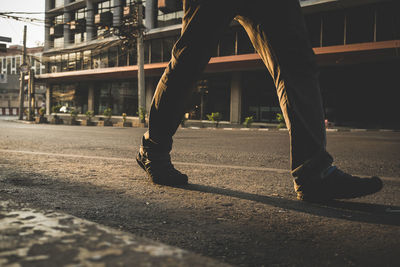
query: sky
[{"left": 0, "top": 0, "right": 45, "bottom": 48}]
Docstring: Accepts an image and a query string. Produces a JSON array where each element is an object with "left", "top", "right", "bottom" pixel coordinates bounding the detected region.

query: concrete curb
[
  {"left": 2, "top": 117, "right": 399, "bottom": 132},
  {"left": 0, "top": 200, "right": 230, "bottom": 267},
  {"left": 182, "top": 127, "right": 399, "bottom": 132}
]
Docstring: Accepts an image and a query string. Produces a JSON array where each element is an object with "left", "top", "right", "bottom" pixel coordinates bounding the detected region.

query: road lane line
[{"left": 1, "top": 149, "right": 398, "bottom": 182}]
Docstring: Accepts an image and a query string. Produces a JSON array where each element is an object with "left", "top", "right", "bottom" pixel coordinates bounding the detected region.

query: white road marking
[{"left": 0, "top": 149, "right": 398, "bottom": 182}]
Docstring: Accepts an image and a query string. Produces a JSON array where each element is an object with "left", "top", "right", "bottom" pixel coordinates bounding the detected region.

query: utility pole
[
  {"left": 137, "top": 1, "right": 146, "bottom": 123},
  {"left": 27, "top": 69, "right": 35, "bottom": 121},
  {"left": 115, "top": 0, "right": 146, "bottom": 123},
  {"left": 18, "top": 25, "right": 27, "bottom": 120}
]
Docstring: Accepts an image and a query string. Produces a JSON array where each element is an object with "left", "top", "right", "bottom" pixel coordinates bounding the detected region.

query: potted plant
[
  {"left": 276, "top": 113, "right": 286, "bottom": 129},
  {"left": 115, "top": 113, "right": 132, "bottom": 127},
  {"left": 70, "top": 109, "right": 80, "bottom": 125},
  {"left": 180, "top": 113, "right": 189, "bottom": 128},
  {"left": 137, "top": 107, "right": 147, "bottom": 127},
  {"left": 50, "top": 105, "right": 63, "bottom": 124},
  {"left": 82, "top": 111, "right": 95, "bottom": 126},
  {"left": 23, "top": 108, "right": 35, "bottom": 121},
  {"left": 243, "top": 116, "right": 254, "bottom": 128},
  {"left": 207, "top": 112, "right": 222, "bottom": 128},
  {"left": 98, "top": 108, "right": 113, "bottom": 126},
  {"left": 35, "top": 107, "right": 47, "bottom": 123}
]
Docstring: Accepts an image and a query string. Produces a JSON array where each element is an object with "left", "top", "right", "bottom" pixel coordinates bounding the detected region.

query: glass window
[
  {"left": 83, "top": 50, "right": 91, "bottom": 70},
  {"left": 92, "top": 52, "right": 100, "bottom": 68},
  {"left": 74, "top": 32, "right": 87, "bottom": 44},
  {"left": 55, "top": 55, "right": 62, "bottom": 72},
  {"left": 188, "top": 74, "right": 231, "bottom": 121},
  {"left": 16, "top": 57, "right": 20, "bottom": 74},
  {"left": 96, "top": 81, "right": 137, "bottom": 116},
  {"left": 322, "top": 10, "right": 345, "bottom": 46},
  {"left": 61, "top": 54, "right": 68, "bottom": 72},
  {"left": 346, "top": 6, "right": 374, "bottom": 44},
  {"left": 150, "top": 39, "right": 162, "bottom": 63},
  {"left": 128, "top": 45, "right": 137, "bottom": 65},
  {"left": 51, "top": 84, "right": 75, "bottom": 110},
  {"left": 144, "top": 41, "right": 150, "bottom": 63},
  {"left": 118, "top": 46, "right": 127, "bottom": 66},
  {"left": 376, "top": 2, "right": 400, "bottom": 41},
  {"left": 53, "top": 14, "right": 64, "bottom": 25},
  {"left": 219, "top": 28, "right": 236, "bottom": 56},
  {"left": 54, "top": 0, "right": 64, "bottom": 8},
  {"left": 51, "top": 83, "right": 88, "bottom": 114},
  {"left": 12, "top": 57, "right": 15, "bottom": 68},
  {"left": 6, "top": 58, "right": 11, "bottom": 74},
  {"left": 304, "top": 13, "right": 322, "bottom": 47},
  {"left": 157, "top": 10, "right": 183, "bottom": 27},
  {"left": 35, "top": 61, "right": 40, "bottom": 75},
  {"left": 237, "top": 27, "right": 254, "bottom": 54},
  {"left": 76, "top": 52, "right": 82, "bottom": 70},
  {"left": 54, "top": 37, "right": 64, "bottom": 48},
  {"left": 75, "top": 7, "right": 87, "bottom": 20},
  {"left": 108, "top": 46, "right": 117, "bottom": 67},
  {"left": 98, "top": 0, "right": 112, "bottom": 13},
  {"left": 100, "top": 51, "right": 108, "bottom": 68},
  {"left": 68, "top": 53, "right": 76, "bottom": 71},
  {"left": 242, "top": 71, "right": 279, "bottom": 122},
  {"left": 162, "top": 36, "right": 177, "bottom": 62}
]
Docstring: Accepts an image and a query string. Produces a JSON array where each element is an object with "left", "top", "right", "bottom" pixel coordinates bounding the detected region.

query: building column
[
  {"left": 86, "top": 0, "right": 95, "bottom": 41},
  {"left": 46, "top": 84, "right": 51, "bottom": 115},
  {"left": 145, "top": 0, "right": 158, "bottom": 30},
  {"left": 63, "top": 0, "right": 74, "bottom": 46},
  {"left": 63, "top": 10, "right": 72, "bottom": 47},
  {"left": 88, "top": 84, "right": 95, "bottom": 113},
  {"left": 230, "top": 72, "right": 242, "bottom": 124},
  {"left": 44, "top": 0, "right": 52, "bottom": 50},
  {"left": 113, "top": 0, "right": 122, "bottom": 27}
]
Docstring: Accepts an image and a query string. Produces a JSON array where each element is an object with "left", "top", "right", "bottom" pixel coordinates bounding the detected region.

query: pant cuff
[{"left": 291, "top": 149, "right": 333, "bottom": 182}]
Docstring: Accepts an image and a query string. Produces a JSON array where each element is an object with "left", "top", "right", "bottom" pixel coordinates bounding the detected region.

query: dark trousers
[{"left": 144, "top": 0, "right": 333, "bottom": 178}]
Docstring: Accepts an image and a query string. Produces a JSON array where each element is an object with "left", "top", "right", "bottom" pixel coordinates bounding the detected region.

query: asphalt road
[{"left": 0, "top": 120, "right": 399, "bottom": 266}]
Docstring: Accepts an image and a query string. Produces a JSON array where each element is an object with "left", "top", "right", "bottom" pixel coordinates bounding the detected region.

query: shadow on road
[
  {"left": 2, "top": 167, "right": 400, "bottom": 266},
  {"left": 181, "top": 184, "right": 400, "bottom": 226}
]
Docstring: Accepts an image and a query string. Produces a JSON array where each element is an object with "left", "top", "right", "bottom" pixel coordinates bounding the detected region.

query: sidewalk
[
  {"left": 181, "top": 119, "right": 399, "bottom": 132},
  {"left": 2, "top": 115, "right": 398, "bottom": 132},
  {"left": 0, "top": 199, "right": 230, "bottom": 267}
]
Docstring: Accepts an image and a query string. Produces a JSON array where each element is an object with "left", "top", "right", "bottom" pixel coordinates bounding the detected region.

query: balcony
[
  {"left": 50, "top": 24, "right": 64, "bottom": 38},
  {"left": 123, "top": 6, "right": 133, "bottom": 17},
  {"left": 70, "top": 18, "right": 86, "bottom": 32},
  {"left": 158, "top": 0, "right": 180, "bottom": 13},
  {"left": 94, "top": 11, "right": 113, "bottom": 27}
]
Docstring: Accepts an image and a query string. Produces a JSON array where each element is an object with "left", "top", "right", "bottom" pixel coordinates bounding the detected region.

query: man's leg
[
  {"left": 236, "top": 0, "right": 382, "bottom": 200},
  {"left": 138, "top": 0, "right": 236, "bottom": 185}
]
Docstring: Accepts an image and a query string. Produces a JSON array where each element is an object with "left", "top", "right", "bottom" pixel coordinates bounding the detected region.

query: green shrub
[
  {"left": 103, "top": 108, "right": 112, "bottom": 120},
  {"left": 276, "top": 113, "right": 286, "bottom": 129},
  {"left": 51, "top": 104, "right": 62, "bottom": 114},
  {"left": 38, "top": 107, "right": 46, "bottom": 117},
  {"left": 207, "top": 112, "right": 222, "bottom": 128},
  {"left": 243, "top": 116, "right": 254, "bottom": 128},
  {"left": 85, "top": 110, "right": 94, "bottom": 120},
  {"left": 70, "top": 109, "right": 78, "bottom": 118},
  {"left": 138, "top": 107, "right": 146, "bottom": 123}
]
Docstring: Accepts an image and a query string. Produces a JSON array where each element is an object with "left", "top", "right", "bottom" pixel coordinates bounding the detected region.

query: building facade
[
  {"left": 0, "top": 45, "right": 46, "bottom": 115},
  {"left": 38, "top": 0, "right": 400, "bottom": 128}
]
